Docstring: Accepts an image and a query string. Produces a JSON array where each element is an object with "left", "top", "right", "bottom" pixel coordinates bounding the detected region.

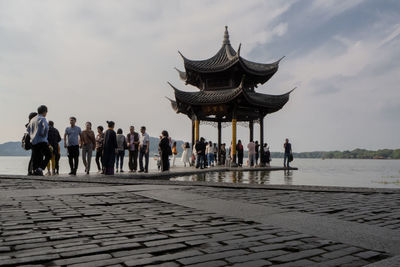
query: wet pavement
[{"left": 0, "top": 174, "right": 399, "bottom": 266}]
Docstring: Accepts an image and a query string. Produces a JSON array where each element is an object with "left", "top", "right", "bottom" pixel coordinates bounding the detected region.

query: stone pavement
[{"left": 0, "top": 175, "right": 399, "bottom": 266}]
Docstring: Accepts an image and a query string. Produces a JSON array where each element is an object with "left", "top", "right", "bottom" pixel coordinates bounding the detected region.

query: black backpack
[{"left": 22, "top": 133, "right": 32, "bottom": 150}]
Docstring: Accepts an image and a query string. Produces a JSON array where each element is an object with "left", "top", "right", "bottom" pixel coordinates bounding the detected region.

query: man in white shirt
[
  {"left": 138, "top": 126, "right": 150, "bottom": 173},
  {"left": 247, "top": 139, "right": 256, "bottom": 167}
]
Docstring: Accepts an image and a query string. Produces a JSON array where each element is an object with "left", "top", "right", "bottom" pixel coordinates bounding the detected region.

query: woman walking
[
  {"left": 103, "top": 121, "right": 117, "bottom": 175},
  {"left": 115, "top": 128, "right": 126, "bottom": 173},
  {"left": 95, "top": 126, "right": 104, "bottom": 173},
  {"left": 181, "top": 142, "right": 190, "bottom": 167},
  {"left": 81, "top": 122, "right": 96, "bottom": 174},
  {"left": 159, "top": 130, "right": 170, "bottom": 172}
]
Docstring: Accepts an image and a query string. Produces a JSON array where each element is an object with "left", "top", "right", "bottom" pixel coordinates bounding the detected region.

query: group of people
[
  {"left": 24, "top": 105, "right": 293, "bottom": 176},
  {"left": 25, "top": 105, "right": 152, "bottom": 176},
  {"left": 192, "top": 138, "right": 273, "bottom": 169}
]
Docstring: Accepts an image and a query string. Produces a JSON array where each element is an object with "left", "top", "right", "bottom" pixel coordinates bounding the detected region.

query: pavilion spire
[{"left": 223, "top": 26, "right": 230, "bottom": 45}]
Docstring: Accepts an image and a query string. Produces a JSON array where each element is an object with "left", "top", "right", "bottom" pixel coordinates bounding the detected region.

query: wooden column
[
  {"left": 231, "top": 118, "right": 237, "bottom": 165},
  {"left": 249, "top": 120, "right": 254, "bottom": 142},
  {"left": 217, "top": 121, "right": 222, "bottom": 165},
  {"left": 195, "top": 119, "right": 200, "bottom": 142},
  {"left": 191, "top": 119, "right": 195, "bottom": 148}
]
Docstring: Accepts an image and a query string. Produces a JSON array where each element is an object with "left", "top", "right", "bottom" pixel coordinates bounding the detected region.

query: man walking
[
  {"left": 64, "top": 117, "right": 82, "bottom": 175},
  {"left": 138, "top": 126, "right": 150, "bottom": 173},
  {"left": 127, "top": 126, "right": 139, "bottom": 172},
  {"left": 81, "top": 122, "right": 96, "bottom": 174},
  {"left": 27, "top": 105, "right": 51, "bottom": 176},
  {"left": 284, "top": 138, "right": 292, "bottom": 168},
  {"left": 195, "top": 137, "right": 206, "bottom": 169}
]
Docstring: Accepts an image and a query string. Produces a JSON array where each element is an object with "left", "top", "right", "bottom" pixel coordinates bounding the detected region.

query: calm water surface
[
  {"left": 171, "top": 158, "right": 400, "bottom": 188},
  {"left": 0, "top": 157, "right": 399, "bottom": 189}
]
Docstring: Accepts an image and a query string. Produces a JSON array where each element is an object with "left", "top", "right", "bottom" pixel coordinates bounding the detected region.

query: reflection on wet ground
[{"left": 171, "top": 170, "right": 295, "bottom": 185}]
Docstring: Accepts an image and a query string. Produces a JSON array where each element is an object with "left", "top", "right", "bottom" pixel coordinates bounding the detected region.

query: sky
[{"left": 0, "top": 0, "right": 399, "bottom": 152}]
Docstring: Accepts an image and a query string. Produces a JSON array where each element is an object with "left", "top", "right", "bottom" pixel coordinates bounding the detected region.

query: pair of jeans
[
  {"left": 249, "top": 153, "right": 256, "bottom": 166},
  {"left": 196, "top": 154, "right": 205, "bottom": 169},
  {"left": 207, "top": 153, "right": 214, "bottom": 166},
  {"left": 82, "top": 144, "right": 93, "bottom": 172},
  {"left": 68, "top": 145, "right": 79, "bottom": 173},
  {"left": 128, "top": 150, "right": 138, "bottom": 171},
  {"left": 284, "top": 153, "right": 290, "bottom": 167},
  {"left": 95, "top": 148, "right": 103, "bottom": 171},
  {"left": 139, "top": 146, "right": 149, "bottom": 171},
  {"left": 115, "top": 150, "right": 125, "bottom": 170},
  {"left": 32, "top": 142, "right": 51, "bottom": 171}
]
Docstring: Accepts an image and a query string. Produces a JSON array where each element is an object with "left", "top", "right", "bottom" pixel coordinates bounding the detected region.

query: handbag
[{"left": 289, "top": 153, "right": 294, "bottom": 162}]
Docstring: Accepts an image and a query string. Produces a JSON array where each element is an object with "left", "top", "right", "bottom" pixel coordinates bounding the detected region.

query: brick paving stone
[
  {"left": 200, "top": 241, "right": 263, "bottom": 254},
  {"left": 249, "top": 243, "right": 291, "bottom": 252},
  {"left": 231, "top": 259, "right": 272, "bottom": 267},
  {"left": 144, "top": 235, "right": 208, "bottom": 247},
  {"left": 227, "top": 250, "right": 288, "bottom": 263},
  {"left": 0, "top": 247, "right": 11, "bottom": 252},
  {"left": 0, "top": 253, "right": 60, "bottom": 266},
  {"left": 125, "top": 250, "right": 203, "bottom": 266},
  {"left": 185, "top": 234, "right": 243, "bottom": 246},
  {"left": 146, "top": 262, "right": 181, "bottom": 267},
  {"left": 60, "top": 242, "right": 141, "bottom": 258},
  {"left": 314, "top": 255, "right": 361, "bottom": 266},
  {"left": 186, "top": 260, "right": 227, "bottom": 267},
  {"left": 67, "top": 253, "right": 152, "bottom": 267},
  {"left": 101, "top": 234, "right": 168, "bottom": 246},
  {"left": 112, "top": 243, "right": 187, "bottom": 258},
  {"left": 274, "top": 259, "right": 315, "bottom": 266},
  {"left": 168, "top": 228, "right": 223, "bottom": 237},
  {"left": 177, "top": 249, "right": 249, "bottom": 265},
  {"left": 323, "top": 243, "right": 349, "bottom": 251},
  {"left": 263, "top": 234, "right": 312, "bottom": 244},
  {"left": 320, "top": 246, "right": 363, "bottom": 259},
  {"left": 269, "top": 248, "right": 325, "bottom": 263},
  {"left": 222, "top": 234, "right": 276, "bottom": 245},
  {"left": 354, "top": 250, "right": 383, "bottom": 260},
  {"left": 52, "top": 253, "right": 112, "bottom": 266}
]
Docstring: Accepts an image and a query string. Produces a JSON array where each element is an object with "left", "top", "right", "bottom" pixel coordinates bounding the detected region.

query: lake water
[{"left": 0, "top": 156, "right": 399, "bottom": 189}]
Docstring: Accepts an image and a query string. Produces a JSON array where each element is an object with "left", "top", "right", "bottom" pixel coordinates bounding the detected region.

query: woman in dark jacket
[
  {"left": 158, "top": 130, "right": 170, "bottom": 172},
  {"left": 103, "top": 121, "right": 118, "bottom": 175},
  {"left": 236, "top": 140, "right": 244, "bottom": 167}
]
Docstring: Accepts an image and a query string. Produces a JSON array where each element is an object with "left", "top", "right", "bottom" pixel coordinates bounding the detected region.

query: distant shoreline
[{"left": 0, "top": 141, "right": 399, "bottom": 159}]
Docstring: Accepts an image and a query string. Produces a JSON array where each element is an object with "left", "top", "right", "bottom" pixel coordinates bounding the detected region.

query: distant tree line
[{"left": 271, "top": 149, "right": 400, "bottom": 159}]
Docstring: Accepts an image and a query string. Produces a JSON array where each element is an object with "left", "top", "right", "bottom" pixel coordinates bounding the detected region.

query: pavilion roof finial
[{"left": 223, "top": 25, "right": 230, "bottom": 45}]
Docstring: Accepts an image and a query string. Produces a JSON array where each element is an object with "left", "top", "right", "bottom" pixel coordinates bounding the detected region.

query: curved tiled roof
[
  {"left": 243, "top": 88, "right": 295, "bottom": 112},
  {"left": 168, "top": 81, "right": 295, "bottom": 111},
  {"left": 168, "top": 82, "right": 243, "bottom": 106},
  {"left": 179, "top": 26, "right": 282, "bottom": 76}
]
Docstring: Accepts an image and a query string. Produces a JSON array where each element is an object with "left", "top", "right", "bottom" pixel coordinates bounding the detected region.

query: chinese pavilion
[{"left": 168, "top": 26, "right": 294, "bottom": 165}]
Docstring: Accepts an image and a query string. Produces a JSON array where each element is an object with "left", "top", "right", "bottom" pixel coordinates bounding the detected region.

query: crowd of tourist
[
  {"left": 24, "top": 105, "right": 292, "bottom": 176},
  {"left": 192, "top": 138, "right": 273, "bottom": 169}
]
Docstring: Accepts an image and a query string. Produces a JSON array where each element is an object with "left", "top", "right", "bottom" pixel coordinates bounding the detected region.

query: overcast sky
[{"left": 1, "top": 0, "right": 399, "bottom": 152}]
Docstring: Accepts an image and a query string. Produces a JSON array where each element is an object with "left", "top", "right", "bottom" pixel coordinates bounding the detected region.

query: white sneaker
[{"left": 45, "top": 171, "right": 51, "bottom": 176}]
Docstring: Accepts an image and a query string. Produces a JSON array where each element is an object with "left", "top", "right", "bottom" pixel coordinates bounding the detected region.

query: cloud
[{"left": 0, "top": 0, "right": 399, "bottom": 152}]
